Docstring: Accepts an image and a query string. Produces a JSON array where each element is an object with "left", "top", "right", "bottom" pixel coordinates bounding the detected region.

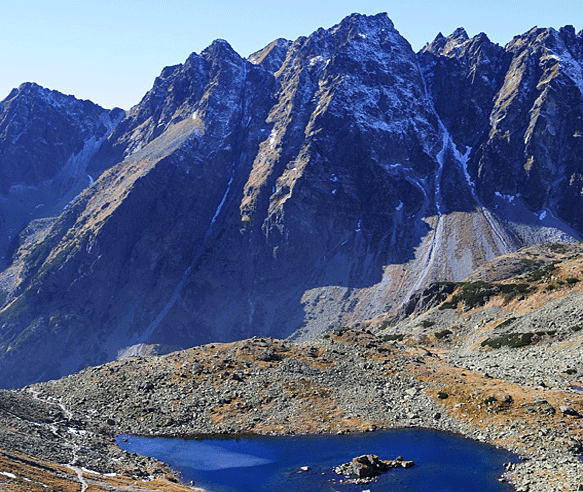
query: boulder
[
  {"left": 560, "top": 406, "right": 581, "bottom": 418},
  {"left": 334, "top": 454, "right": 414, "bottom": 483}
]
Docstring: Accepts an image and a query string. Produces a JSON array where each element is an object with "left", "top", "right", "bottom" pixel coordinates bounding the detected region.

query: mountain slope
[
  {"left": 0, "top": 83, "right": 124, "bottom": 269},
  {"left": 0, "top": 14, "right": 582, "bottom": 388}
]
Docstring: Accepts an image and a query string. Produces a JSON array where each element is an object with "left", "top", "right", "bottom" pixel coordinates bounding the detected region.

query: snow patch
[
  {"left": 548, "top": 32, "right": 583, "bottom": 97},
  {"left": 453, "top": 145, "right": 474, "bottom": 195},
  {"left": 396, "top": 201, "right": 403, "bottom": 211},
  {"left": 495, "top": 192, "right": 520, "bottom": 203},
  {"left": 309, "top": 56, "right": 323, "bottom": 67},
  {"left": 434, "top": 122, "right": 450, "bottom": 217},
  {"left": 68, "top": 427, "right": 87, "bottom": 436},
  {"left": 0, "top": 472, "right": 16, "bottom": 479},
  {"left": 210, "top": 175, "right": 234, "bottom": 227}
]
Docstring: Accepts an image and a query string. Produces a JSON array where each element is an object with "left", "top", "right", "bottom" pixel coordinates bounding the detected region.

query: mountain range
[{"left": 1, "top": 12, "right": 583, "bottom": 388}]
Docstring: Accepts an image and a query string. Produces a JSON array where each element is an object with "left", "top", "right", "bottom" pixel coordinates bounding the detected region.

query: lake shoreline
[
  {"left": 2, "top": 329, "right": 582, "bottom": 491},
  {"left": 117, "top": 428, "right": 519, "bottom": 492}
]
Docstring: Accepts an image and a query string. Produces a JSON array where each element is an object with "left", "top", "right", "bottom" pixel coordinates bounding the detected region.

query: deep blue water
[{"left": 117, "top": 428, "right": 518, "bottom": 492}]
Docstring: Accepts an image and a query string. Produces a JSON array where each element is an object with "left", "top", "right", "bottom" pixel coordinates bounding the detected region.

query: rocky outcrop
[{"left": 334, "top": 454, "right": 414, "bottom": 483}]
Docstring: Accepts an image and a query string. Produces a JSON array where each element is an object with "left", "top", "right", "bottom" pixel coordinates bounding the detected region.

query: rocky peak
[
  {"left": 330, "top": 12, "right": 396, "bottom": 40},
  {"left": 201, "top": 38, "right": 241, "bottom": 63},
  {"left": 442, "top": 27, "right": 469, "bottom": 54},
  {"left": 421, "top": 28, "right": 470, "bottom": 57},
  {"left": 418, "top": 30, "right": 506, "bottom": 148},
  {"left": 248, "top": 38, "right": 292, "bottom": 72},
  {"left": 90, "top": 39, "right": 254, "bottom": 165},
  {"left": 423, "top": 32, "right": 447, "bottom": 54},
  {"left": 0, "top": 82, "right": 123, "bottom": 274},
  {"left": 0, "top": 82, "right": 122, "bottom": 189}
]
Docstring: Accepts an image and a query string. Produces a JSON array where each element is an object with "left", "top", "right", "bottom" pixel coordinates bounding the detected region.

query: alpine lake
[{"left": 117, "top": 428, "right": 519, "bottom": 492}]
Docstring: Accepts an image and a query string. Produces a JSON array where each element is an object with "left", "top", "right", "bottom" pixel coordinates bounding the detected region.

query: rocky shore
[{"left": 0, "top": 322, "right": 581, "bottom": 491}]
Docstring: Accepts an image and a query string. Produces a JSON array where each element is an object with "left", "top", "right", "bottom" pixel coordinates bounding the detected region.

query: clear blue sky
[{"left": 1, "top": 0, "right": 581, "bottom": 110}]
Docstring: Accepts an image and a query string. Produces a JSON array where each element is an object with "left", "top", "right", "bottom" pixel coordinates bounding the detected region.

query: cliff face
[
  {"left": 0, "top": 83, "right": 124, "bottom": 269},
  {"left": 0, "top": 13, "right": 582, "bottom": 388},
  {"left": 421, "top": 25, "right": 583, "bottom": 233}
]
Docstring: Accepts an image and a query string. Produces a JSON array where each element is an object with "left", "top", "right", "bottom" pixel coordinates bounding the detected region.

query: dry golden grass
[
  {"left": 0, "top": 452, "right": 199, "bottom": 492},
  {"left": 410, "top": 355, "right": 583, "bottom": 457}
]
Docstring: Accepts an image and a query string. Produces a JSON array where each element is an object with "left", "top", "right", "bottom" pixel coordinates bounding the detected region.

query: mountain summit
[{"left": 0, "top": 13, "right": 582, "bottom": 388}]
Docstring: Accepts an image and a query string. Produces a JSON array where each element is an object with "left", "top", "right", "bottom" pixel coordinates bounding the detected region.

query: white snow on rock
[{"left": 495, "top": 192, "right": 520, "bottom": 203}]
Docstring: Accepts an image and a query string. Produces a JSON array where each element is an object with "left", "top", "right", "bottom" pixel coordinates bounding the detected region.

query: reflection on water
[{"left": 117, "top": 428, "right": 518, "bottom": 492}]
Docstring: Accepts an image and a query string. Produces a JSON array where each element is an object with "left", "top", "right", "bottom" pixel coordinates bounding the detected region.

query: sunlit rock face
[{"left": 0, "top": 14, "right": 582, "bottom": 388}]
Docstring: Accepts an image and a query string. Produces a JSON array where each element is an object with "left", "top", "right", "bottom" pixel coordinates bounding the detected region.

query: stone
[
  {"left": 334, "top": 455, "right": 414, "bottom": 483},
  {"left": 559, "top": 406, "right": 581, "bottom": 418}
]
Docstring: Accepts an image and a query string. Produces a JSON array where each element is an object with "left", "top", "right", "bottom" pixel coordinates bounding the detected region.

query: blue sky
[{"left": 1, "top": 0, "right": 581, "bottom": 110}]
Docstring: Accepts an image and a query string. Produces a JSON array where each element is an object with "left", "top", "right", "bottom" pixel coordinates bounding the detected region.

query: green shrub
[
  {"left": 497, "top": 317, "right": 516, "bottom": 328},
  {"left": 481, "top": 332, "right": 534, "bottom": 349},
  {"left": 527, "top": 262, "right": 558, "bottom": 282},
  {"left": 571, "top": 325, "right": 582, "bottom": 332},
  {"left": 546, "top": 243, "right": 568, "bottom": 254},
  {"left": 383, "top": 334, "right": 405, "bottom": 342},
  {"left": 422, "top": 320, "right": 435, "bottom": 328},
  {"left": 439, "top": 282, "right": 535, "bottom": 310},
  {"left": 566, "top": 277, "right": 580, "bottom": 285},
  {"left": 434, "top": 329, "right": 453, "bottom": 340}
]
